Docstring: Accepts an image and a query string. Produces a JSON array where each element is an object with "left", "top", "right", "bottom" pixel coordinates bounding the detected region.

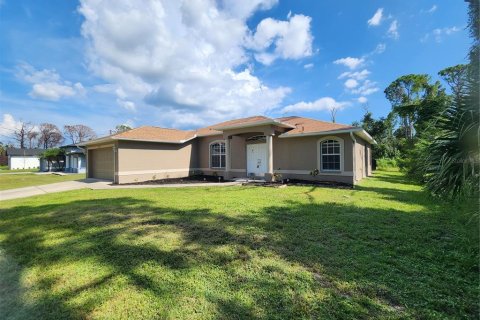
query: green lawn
[
  {"left": 0, "top": 173, "right": 85, "bottom": 190},
  {"left": 0, "top": 171, "right": 477, "bottom": 319}
]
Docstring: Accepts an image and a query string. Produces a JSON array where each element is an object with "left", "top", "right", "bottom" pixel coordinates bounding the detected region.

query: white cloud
[
  {"left": 387, "top": 20, "right": 399, "bottom": 39},
  {"left": 421, "top": 26, "right": 461, "bottom": 43},
  {"left": 442, "top": 26, "right": 461, "bottom": 35},
  {"left": 427, "top": 5, "right": 437, "bottom": 13},
  {"left": 0, "top": 114, "right": 22, "bottom": 138},
  {"left": 303, "top": 63, "right": 314, "bottom": 69},
  {"left": 248, "top": 14, "right": 313, "bottom": 65},
  {"left": 78, "top": 0, "right": 300, "bottom": 127},
  {"left": 16, "top": 63, "right": 85, "bottom": 101},
  {"left": 367, "top": 8, "right": 383, "bottom": 26},
  {"left": 432, "top": 26, "right": 460, "bottom": 42},
  {"left": 338, "top": 69, "right": 370, "bottom": 81},
  {"left": 344, "top": 79, "right": 358, "bottom": 89},
  {"left": 335, "top": 44, "right": 383, "bottom": 99},
  {"left": 221, "top": 0, "right": 278, "bottom": 19},
  {"left": 373, "top": 43, "right": 386, "bottom": 54},
  {"left": 281, "top": 97, "right": 349, "bottom": 113},
  {"left": 349, "top": 80, "right": 379, "bottom": 96},
  {"left": 333, "top": 57, "right": 365, "bottom": 70},
  {"left": 117, "top": 99, "right": 136, "bottom": 111},
  {"left": 30, "top": 83, "right": 79, "bottom": 101},
  {"left": 358, "top": 96, "right": 368, "bottom": 104}
]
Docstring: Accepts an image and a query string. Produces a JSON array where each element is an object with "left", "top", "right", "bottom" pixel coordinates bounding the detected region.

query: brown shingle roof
[
  {"left": 113, "top": 126, "right": 196, "bottom": 142},
  {"left": 86, "top": 115, "right": 359, "bottom": 145},
  {"left": 211, "top": 115, "right": 271, "bottom": 128},
  {"left": 276, "top": 116, "right": 354, "bottom": 136},
  {"left": 195, "top": 115, "right": 271, "bottom": 136}
]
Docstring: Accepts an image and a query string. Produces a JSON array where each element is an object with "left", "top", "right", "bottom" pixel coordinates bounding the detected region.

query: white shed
[{"left": 6, "top": 148, "right": 42, "bottom": 170}]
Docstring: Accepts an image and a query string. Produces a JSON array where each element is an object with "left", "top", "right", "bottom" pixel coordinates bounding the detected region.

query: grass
[
  {"left": 0, "top": 171, "right": 477, "bottom": 319},
  {"left": 0, "top": 173, "right": 85, "bottom": 190}
]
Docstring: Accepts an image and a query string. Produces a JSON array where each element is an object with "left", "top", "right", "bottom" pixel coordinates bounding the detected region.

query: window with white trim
[
  {"left": 320, "top": 139, "right": 341, "bottom": 171},
  {"left": 210, "top": 142, "right": 226, "bottom": 168}
]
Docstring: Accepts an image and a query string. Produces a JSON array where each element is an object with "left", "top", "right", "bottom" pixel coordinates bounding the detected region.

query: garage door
[{"left": 89, "top": 147, "right": 114, "bottom": 180}]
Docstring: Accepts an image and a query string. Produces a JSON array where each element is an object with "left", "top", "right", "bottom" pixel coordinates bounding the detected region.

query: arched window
[
  {"left": 320, "top": 139, "right": 341, "bottom": 171},
  {"left": 210, "top": 141, "right": 226, "bottom": 168}
]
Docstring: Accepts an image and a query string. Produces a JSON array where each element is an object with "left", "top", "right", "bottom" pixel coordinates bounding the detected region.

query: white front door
[{"left": 247, "top": 143, "right": 267, "bottom": 177}]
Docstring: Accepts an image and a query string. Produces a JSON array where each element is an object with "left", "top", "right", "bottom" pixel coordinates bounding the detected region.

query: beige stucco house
[{"left": 83, "top": 116, "right": 375, "bottom": 185}]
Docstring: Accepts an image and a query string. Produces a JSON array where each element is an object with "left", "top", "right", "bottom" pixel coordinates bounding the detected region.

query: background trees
[
  {"left": 113, "top": 124, "right": 132, "bottom": 134},
  {"left": 38, "top": 123, "right": 63, "bottom": 149},
  {"left": 4, "top": 121, "right": 98, "bottom": 149},
  {"left": 361, "top": 0, "right": 479, "bottom": 200},
  {"left": 355, "top": 111, "right": 399, "bottom": 160},
  {"left": 421, "top": 0, "right": 479, "bottom": 199},
  {"left": 64, "top": 125, "right": 96, "bottom": 144},
  {"left": 27, "top": 130, "right": 39, "bottom": 148},
  {"left": 40, "top": 148, "right": 65, "bottom": 171},
  {"left": 13, "top": 122, "right": 35, "bottom": 149}
]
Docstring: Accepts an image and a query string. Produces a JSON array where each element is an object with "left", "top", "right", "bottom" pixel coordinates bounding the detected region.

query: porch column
[
  {"left": 225, "top": 136, "right": 231, "bottom": 179},
  {"left": 266, "top": 134, "right": 274, "bottom": 181}
]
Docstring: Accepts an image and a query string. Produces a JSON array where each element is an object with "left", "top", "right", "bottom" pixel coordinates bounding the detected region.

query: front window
[
  {"left": 210, "top": 142, "right": 226, "bottom": 168},
  {"left": 321, "top": 139, "right": 341, "bottom": 171}
]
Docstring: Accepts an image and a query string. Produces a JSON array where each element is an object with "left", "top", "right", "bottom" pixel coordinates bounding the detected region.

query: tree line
[
  {"left": 11, "top": 123, "right": 96, "bottom": 149},
  {"left": 3, "top": 123, "right": 133, "bottom": 150},
  {"left": 354, "top": 0, "right": 479, "bottom": 200}
]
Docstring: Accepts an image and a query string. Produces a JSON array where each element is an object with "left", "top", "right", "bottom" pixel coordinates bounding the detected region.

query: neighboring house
[
  {"left": 83, "top": 116, "right": 375, "bottom": 184},
  {"left": 61, "top": 144, "right": 86, "bottom": 173},
  {"left": 6, "top": 148, "right": 42, "bottom": 170}
]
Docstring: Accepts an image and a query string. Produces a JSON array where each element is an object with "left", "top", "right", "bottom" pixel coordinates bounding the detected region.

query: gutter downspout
[
  {"left": 350, "top": 132, "right": 357, "bottom": 185},
  {"left": 113, "top": 144, "right": 117, "bottom": 184}
]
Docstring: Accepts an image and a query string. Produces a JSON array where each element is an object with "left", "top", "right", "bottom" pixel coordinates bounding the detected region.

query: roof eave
[
  {"left": 82, "top": 136, "right": 115, "bottom": 146},
  {"left": 354, "top": 129, "right": 377, "bottom": 144},
  {"left": 279, "top": 127, "right": 376, "bottom": 144},
  {"left": 115, "top": 135, "right": 197, "bottom": 144},
  {"left": 195, "top": 130, "right": 223, "bottom": 137},
  {"left": 213, "top": 119, "right": 295, "bottom": 131}
]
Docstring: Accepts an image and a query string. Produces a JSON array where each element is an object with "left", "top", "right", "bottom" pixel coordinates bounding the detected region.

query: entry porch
[{"left": 213, "top": 122, "right": 292, "bottom": 182}]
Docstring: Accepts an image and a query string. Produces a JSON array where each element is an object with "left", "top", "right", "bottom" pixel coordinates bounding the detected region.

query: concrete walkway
[
  {"left": 0, "top": 179, "right": 242, "bottom": 201},
  {"left": 0, "top": 172, "right": 38, "bottom": 175},
  {"left": 90, "top": 181, "right": 241, "bottom": 190},
  {"left": 0, "top": 172, "right": 80, "bottom": 175}
]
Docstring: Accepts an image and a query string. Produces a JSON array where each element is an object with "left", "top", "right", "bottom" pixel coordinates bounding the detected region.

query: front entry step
[{"left": 232, "top": 178, "right": 266, "bottom": 183}]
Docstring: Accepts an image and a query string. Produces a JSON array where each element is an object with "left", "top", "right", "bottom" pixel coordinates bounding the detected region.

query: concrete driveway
[
  {"left": 0, "top": 179, "right": 111, "bottom": 201},
  {"left": 0, "top": 179, "right": 242, "bottom": 201}
]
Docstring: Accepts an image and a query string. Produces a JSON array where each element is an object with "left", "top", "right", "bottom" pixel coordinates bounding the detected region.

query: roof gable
[
  {"left": 195, "top": 116, "right": 270, "bottom": 137},
  {"left": 276, "top": 116, "right": 354, "bottom": 135}
]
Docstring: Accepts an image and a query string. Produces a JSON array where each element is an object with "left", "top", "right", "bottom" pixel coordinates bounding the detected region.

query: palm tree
[{"left": 423, "top": 0, "right": 479, "bottom": 199}]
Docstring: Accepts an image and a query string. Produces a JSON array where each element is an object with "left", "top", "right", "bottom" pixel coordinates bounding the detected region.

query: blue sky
[{"left": 0, "top": 0, "right": 470, "bottom": 139}]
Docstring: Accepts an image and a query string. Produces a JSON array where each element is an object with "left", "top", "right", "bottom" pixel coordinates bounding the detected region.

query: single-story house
[
  {"left": 61, "top": 144, "right": 86, "bottom": 173},
  {"left": 83, "top": 116, "right": 375, "bottom": 185},
  {"left": 6, "top": 148, "right": 42, "bottom": 170}
]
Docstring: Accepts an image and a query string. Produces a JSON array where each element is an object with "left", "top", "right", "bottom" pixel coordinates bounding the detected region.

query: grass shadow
[{"left": 0, "top": 178, "right": 478, "bottom": 319}]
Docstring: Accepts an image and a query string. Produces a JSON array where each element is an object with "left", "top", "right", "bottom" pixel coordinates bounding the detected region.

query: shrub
[{"left": 376, "top": 158, "right": 398, "bottom": 171}]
